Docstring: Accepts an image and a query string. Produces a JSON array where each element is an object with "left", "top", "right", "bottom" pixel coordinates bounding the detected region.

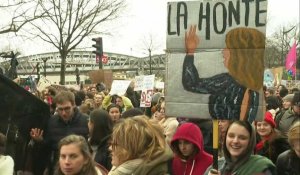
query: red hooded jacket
[{"left": 171, "top": 122, "right": 213, "bottom": 175}]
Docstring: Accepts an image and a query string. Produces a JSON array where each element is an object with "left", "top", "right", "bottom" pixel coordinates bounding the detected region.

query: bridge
[{"left": 0, "top": 50, "right": 166, "bottom": 83}]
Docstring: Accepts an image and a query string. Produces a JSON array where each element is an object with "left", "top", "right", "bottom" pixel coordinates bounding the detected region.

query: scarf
[{"left": 108, "top": 159, "right": 143, "bottom": 175}]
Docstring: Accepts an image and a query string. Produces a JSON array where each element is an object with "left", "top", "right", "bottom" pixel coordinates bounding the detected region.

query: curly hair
[{"left": 111, "top": 115, "right": 166, "bottom": 163}]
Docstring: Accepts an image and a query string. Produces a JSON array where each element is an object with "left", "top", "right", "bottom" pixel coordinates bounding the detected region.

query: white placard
[
  {"left": 134, "top": 75, "right": 155, "bottom": 91},
  {"left": 143, "top": 75, "right": 155, "bottom": 90},
  {"left": 155, "top": 81, "right": 164, "bottom": 89},
  {"left": 109, "top": 80, "right": 132, "bottom": 96},
  {"left": 134, "top": 76, "right": 144, "bottom": 91}
]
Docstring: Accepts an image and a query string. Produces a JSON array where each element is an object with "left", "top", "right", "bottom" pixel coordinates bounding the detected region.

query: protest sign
[
  {"left": 166, "top": 0, "right": 267, "bottom": 122},
  {"left": 109, "top": 80, "right": 131, "bottom": 96}
]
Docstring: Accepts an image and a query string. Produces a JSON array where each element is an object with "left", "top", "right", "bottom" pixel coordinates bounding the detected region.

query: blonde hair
[
  {"left": 288, "top": 121, "right": 300, "bottom": 146},
  {"left": 111, "top": 115, "right": 166, "bottom": 162},
  {"left": 94, "top": 92, "right": 105, "bottom": 99},
  {"left": 226, "top": 27, "right": 265, "bottom": 91}
]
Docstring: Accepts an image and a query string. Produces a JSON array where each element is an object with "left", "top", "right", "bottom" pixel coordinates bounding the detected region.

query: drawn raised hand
[{"left": 185, "top": 25, "right": 199, "bottom": 55}]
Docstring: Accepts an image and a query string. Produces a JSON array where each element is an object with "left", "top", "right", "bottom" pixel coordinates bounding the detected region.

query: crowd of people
[
  {"left": 0, "top": 80, "right": 299, "bottom": 175},
  {"left": 1, "top": 25, "right": 300, "bottom": 174}
]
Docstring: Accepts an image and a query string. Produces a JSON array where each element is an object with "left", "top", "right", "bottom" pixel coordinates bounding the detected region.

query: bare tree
[
  {"left": 26, "top": 0, "right": 126, "bottom": 84},
  {"left": 138, "top": 33, "right": 162, "bottom": 75},
  {"left": 265, "top": 38, "right": 281, "bottom": 68},
  {"left": 265, "top": 24, "right": 299, "bottom": 68},
  {"left": 0, "top": 0, "right": 46, "bottom": 34}
]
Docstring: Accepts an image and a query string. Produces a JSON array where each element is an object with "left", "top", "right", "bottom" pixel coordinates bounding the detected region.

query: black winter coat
[
  {"left": 276, "top": 150, "right": 300, "bottom": 175},
  {"left": 46, "top": 107, "right": 89, "bottom": 152},
  {"left": 256, "top": 131, "right": 290, "bottom": 163},
  {"left": 94, "top": 135, "right": 112, "bottom": 171},
  {"left": 45, "top": 107, "right": 89, "bottom": 174}
]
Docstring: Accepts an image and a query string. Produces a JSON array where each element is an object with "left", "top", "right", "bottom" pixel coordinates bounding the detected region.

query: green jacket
[
  {"left": 277, "top": 107, "right": 298, "bottom": 137},
  {"left": 234, "top": 155, "right": 276, "bottom": 175},
  {"left": 205, "top": 155, "right": 276, "bottom": 175},
  {"left": 102, "top": 95, "right": 133, "bottom": 112}
]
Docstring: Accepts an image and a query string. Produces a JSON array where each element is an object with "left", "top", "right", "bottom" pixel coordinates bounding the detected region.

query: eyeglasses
[{"left": 57, "top": 106, "right": 72, "bottom": 112}]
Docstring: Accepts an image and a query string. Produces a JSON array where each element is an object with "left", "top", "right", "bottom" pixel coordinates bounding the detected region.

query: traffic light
[{"left": 92, "top": 37, "right": 103, "bottom": 69}]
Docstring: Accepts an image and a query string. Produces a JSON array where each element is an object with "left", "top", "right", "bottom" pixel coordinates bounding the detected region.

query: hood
[{"left": 170, "top": 122, "right": 204, "bottom": 158}]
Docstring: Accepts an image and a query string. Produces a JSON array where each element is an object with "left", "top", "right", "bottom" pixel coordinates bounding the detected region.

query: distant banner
[
  {"left": 37, "top": 76, "right": 52, "bottom": 91},
  {"left": 134, "top": 76, "right": 144, "bottom": 91},
  {"left": 143, "top": 75, "right": 155, "bottom": 90},
  {"left": 134, "top": 75, "right": 155, "bottom": 107},
  {"left": 264, "top": 69, "right": 274, "bottom": 88},
  {"left": 271, "top": 67, "right": 283, "bottom": 87},
  {"left": 88, "top": 69, "right": 113, "bottom": 88},
  {"left": 134, "top": 75, "right": 155, "bottom": 91},
  {"left": 140, "top": 89, "right": 153, "bottom": 107}
]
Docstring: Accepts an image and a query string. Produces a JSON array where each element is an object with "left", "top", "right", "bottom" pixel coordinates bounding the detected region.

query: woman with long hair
[
  {"left": 89, "top": 109, "right": 113, "bottom": 170},
  {"left": 54, "top": 135, "right": 102, "bottom": 175},
  {"left": 206, "top": 120, "right": 276, "bottom": 175},
  {"left": 108, "top": 115, "right": 173, "bottom": 175},
  {"left": 255, "top": 111, "right": 290, "bottom": 163}
]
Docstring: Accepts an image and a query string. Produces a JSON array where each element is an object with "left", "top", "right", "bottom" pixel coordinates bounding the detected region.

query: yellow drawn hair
[{"left": 226, "top": 27, "right": 265, "bottom": 91}]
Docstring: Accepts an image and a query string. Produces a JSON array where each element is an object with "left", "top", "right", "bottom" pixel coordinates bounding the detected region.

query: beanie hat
[
  {"left": 282, "top": 94, "right": 294, "bottom": 103},
  {"left": 264, "top": 111, "right": 276, "bottom": 128},
  {"left": 292, "top": 92, "right": 300, "bottom": 106}
]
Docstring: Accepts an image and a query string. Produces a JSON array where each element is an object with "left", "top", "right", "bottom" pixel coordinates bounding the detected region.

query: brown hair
[
  {"left": 226, "top": 27, "right": 265, "bottom": 91},
  {"left": 54, "top": 135, "right": 97, "bottom": 175},
  {"left": 53, "top": 90, "right": 75, "bottom": 105}
]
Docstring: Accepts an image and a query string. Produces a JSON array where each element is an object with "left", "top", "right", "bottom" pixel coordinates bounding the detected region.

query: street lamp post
[
  {"left": 41, "top": 57, "right": 49, "bottom": 77},
  {"left": 75, "top": 67, "right": 80, "bottom": 85},
  {"left": 36, "top": 63, "right": 40, "bottom": 82},
  {"left": 148, "top": 48, "right": 152, "bottom": 75}
]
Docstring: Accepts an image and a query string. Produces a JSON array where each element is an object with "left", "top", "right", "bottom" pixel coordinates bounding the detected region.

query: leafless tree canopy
[
  {"left": 265, "top": 24, "right": 299, "bottom": 68},
  {"left": 26, "top": 0, "right": 126, "bottom": 84},
  {"left": 0, "top": 0, "right": 46, "bottom": 34}
]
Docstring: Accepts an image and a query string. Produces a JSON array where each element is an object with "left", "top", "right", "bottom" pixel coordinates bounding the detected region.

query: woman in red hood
[{"left": 171, "top": 122, "right": 213, "bottom": 175}]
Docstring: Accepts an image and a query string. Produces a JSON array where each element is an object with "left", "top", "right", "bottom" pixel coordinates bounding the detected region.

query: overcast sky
[
  {"left": 110, "top": 0, "right": 300, "bottom": 56},
  {"left": 0, "top": 0, "right": 299, "bottom": 57}
]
